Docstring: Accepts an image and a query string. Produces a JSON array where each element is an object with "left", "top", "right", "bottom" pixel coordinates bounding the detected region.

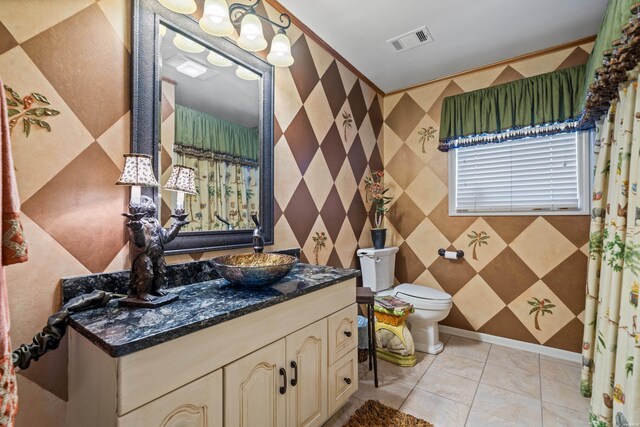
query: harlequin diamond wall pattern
[
  {"left": 382, "top": 40, "right": 594, "bottom": 353},
  {"left": 0, "top": 0, "right": 381, "bottom": 420}
]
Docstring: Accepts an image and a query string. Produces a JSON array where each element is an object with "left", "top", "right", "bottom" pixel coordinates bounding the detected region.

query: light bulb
[
  {"left": 267, "top": 33, "right": 294, "bottom": 67},
  {"left": 173, "top": 33, "right": 205, "bottom": 53},
  {"left": 236, "top": 66, "right": 259, "bottom": 81},
  {"left": 157, "top": 0, "right": 196, "bottom": 14},
  {"left": 207, "top": 50, "right": 233, "bottom": 67},
  {"left": 200, "top": 0, "right": 234, "bottom": 37},
  {"left": 237, "top": 14, "right": 267, "bottom": 52}
]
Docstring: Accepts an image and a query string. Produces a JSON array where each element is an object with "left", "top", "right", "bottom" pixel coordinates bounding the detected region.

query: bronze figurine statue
[{"left": 119, "top": 196, "right": 189, "bottom": 308}]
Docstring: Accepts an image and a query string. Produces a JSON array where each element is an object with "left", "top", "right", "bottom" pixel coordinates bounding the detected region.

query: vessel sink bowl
[{"left": 211, "top": 253, "right": 299, "bottom": 287}]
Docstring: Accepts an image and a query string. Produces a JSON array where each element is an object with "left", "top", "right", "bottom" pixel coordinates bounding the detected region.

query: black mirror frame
[{"left": 131, "top": 0, "right": 274, "bottom": 255}]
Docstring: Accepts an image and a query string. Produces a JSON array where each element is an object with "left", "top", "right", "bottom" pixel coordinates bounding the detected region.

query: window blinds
[{"left": 452, "top": 132, "right": 583, "bottom": 213}]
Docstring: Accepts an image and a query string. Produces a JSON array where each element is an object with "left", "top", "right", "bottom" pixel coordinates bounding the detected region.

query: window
[{"left": 448, "top": 131, "right": 591, "bottom": 216}]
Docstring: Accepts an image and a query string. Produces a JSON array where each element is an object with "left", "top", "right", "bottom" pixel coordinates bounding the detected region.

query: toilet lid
[{"left": 394, "top": 283, "right": 451, "bottom": 301}]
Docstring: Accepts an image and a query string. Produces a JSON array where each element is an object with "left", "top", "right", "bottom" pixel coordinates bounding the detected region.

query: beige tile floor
[{"left": 323, "top": 334, "right": 590, "bottom": 427}]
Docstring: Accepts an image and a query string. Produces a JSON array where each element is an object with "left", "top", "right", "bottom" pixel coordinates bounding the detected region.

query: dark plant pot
[{"left": 371, "top": 229, "right": 386, "bottom": 249}]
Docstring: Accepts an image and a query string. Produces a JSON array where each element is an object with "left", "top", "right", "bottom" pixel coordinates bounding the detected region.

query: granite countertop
[{"left": 68, "top": 263, "right": 360, "bottom": 358}]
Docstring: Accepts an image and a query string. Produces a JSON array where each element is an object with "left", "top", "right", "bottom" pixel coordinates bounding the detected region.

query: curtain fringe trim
[
  {"left": 580, "top": 8, "right": 640, "bottom": 127},
  {"left": 437, "top": 119, "right": 580, "bottom": 152},
  {"left": 174, "top": 144, "right": 259, "bottom": 167}
]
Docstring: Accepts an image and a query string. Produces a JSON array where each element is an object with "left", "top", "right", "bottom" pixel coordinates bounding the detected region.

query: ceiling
[{"left": 277, "top": 0, "right": 608, "bottom": 93}]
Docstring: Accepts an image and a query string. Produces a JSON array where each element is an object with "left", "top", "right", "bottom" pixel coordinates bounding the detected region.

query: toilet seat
[{"left": 392, "top": 284, "right": 452, "bottom": 309}]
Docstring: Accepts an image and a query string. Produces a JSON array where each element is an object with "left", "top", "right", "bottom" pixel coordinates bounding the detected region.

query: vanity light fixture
[
  {"left": 158, "top": 0, "right": 294, "bottom": 67},
  {"left": 176, "top": 59, "right": 208, "bottom": 78},
  {"left": 163, "top": 165, "right": 197, "bottom": 212},
  {"left": 235, "top": 65, "right": 260, "bottom": 81},
  {"left": 207, "top": 50, "right": 233, "bottom": 67},
  {"left": 173, "top": 33, "right": 205, "bottom": 53},
  {"left": 158, "top": 0, "right": 196, "bottom": 14},
  {"left": 116, "top": 154, "right": 160, "bottom": 206}
]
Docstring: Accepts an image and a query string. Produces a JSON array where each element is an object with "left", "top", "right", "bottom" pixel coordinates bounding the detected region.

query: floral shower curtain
[
  {"left": 177, "top": 153, "right": 259, "bottom": 231},
  {"left": 581, "top": 71, "right": 640, "bottom": 427}
]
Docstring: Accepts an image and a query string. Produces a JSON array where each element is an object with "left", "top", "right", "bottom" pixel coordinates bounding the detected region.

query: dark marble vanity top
[{"left": 64, "top": 261, "right": 360, "bottom": 358}]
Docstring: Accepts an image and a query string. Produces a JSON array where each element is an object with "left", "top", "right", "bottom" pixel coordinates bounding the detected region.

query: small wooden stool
[{"left": 356, "top": 286, "right": 378, "bottom": 387}]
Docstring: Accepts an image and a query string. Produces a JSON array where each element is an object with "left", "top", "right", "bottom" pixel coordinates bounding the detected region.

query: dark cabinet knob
[
  {"left": 344, "top": 331, "right": 352, "bottom": 337},
  {"left": 343, "top": 377, "right": 352, "bottom": 385}
]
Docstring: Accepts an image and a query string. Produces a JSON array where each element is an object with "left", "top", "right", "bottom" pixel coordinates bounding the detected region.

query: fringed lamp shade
[
  {"left": 164, "top": 165, "right": 197, "bottom": 195},
  {"left": 116, "top": 154, "right": 159, "bottom": 187}
]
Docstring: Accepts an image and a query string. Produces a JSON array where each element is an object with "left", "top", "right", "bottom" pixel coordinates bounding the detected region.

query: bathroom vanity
[{"left": 63, "top": 260, "right": 359, "bottom": 427}]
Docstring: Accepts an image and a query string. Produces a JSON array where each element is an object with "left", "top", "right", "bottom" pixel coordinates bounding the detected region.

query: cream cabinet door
[
  {"left": 224, "top": 339, "right": 287, "bottom": 427},
  {"left": 117, "top": 369, "right": 222, "bottom": 427},
  {"left": 286, "top": 319, "right": 327, "bottom": 427}
]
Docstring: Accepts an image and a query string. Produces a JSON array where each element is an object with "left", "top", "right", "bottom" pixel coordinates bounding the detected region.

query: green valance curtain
[
  {"left": 438, "top": 64, "right": 586, "bottom": 151},
  {"left": 580, "top": 1, "right": 638, "bottom": 126},
  {"left": 175, "top": 104, "right": 259, "bottom": 166}
]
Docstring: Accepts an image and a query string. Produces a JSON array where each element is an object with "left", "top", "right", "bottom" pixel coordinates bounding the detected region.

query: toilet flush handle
[{"left": 357, "top": 253, "right": 381, "bottom": 263}]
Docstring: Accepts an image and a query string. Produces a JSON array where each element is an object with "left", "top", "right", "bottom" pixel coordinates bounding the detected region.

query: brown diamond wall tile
[
  {"left": 347, "top": 135, "right": 368, "bottom": 182},
  {"left": 22, "top": 4, "right": 130, "bottom": 139},
  {"left": 555, "top": 47, "right": 590, "bottom": 70},
  {"left": 0, "top": 22, "right": 17, "bottom": 55},
  {"left": 428, "top": 257, "right": 476, "bottom": 295},
  {"left": 543, "top": 318, "right": 583, "bottom": 352},
  {"left": 480, "top": 248, "right": 538, "bottom": 304},
  {"left": 347, "top": 190, "right": 367, "bottom": 239},
  {"left": 490, "top": 65, "right": 526, "bottom": 86},
  {"left": 320, "top": 186, "right": 347, "bottom": 242},
  {"left": 395, "top": 242, "right": 426, "bottom": 284},
  {"left": 320, "top": 61, "right": 346, "bottom": 118},
  {"left": 326, "top": 247, "right": 342, "bottom": 268},
  {"left": 284, "top": 107, "right": 319, "bottom": 175},
  {"left": 478, "top": 307, "right": 537, "bottom": 344},
  {"left": 542, "top": 251, "right": 588, "bottom": 315},
  {"left": 385, "top": 93, "right": 425, "bottom": 140},
  {"left": 544, "top": 216, "right": 590, "bottom": 247},
  {"left": 387, "top": 194, "right": 426, "bottom": 239},
  {"left": 368, "top": 95, "right": 383, "bottom": 139},
  {"left": 368, "top": 145, "right": 383, "bottom": 171},
  {"left": 427, "top": 80, "right": 464, "bottom": 122},
  {"left": 274, "top": 117, "right": 283, "bottom": 143},
  {"left": 22, "top": 142, "right": 127, "bottom": 273},
  {"left": 289, "top": 36, "right": 320, "bottom": 103},
  {"left": 483, "top": 216, "right": 536, "bottom": 244},
  {"left": 274, "top": 199, "right": 283, "bottom": 224},
  {"left": 160, "top": 146, "right": 172, "bottom": 174},
  {"left": 161, "top": 199, "right": 172, "bottom": 228},
  {"left": 161, "top": 92, "right": 174, "bottom": 122},
  {"left": 347, "top": 81, "right": 367, "bottom": 129},
  {"left": 386, "top": 144, "right": 425, "bottom": 188},
  {"left": 428, "top": 198, "right": 477, "bottom": 242},
  {"left": 441, "top": 303, "right": 474, "bottom": 330},
  {"left": 320, "top": 123, "right": 346, "bottom": 179},
  {"left": 283, "top": 180, "right": 319, "bottom": 246}
]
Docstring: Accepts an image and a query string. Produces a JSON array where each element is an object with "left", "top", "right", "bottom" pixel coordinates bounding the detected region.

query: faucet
[
  {"left": 215, "top": 214, "right": 234, "bottom": 230},
  {"left": 251, "top": 214, "right": 264, "bottom": 253}
]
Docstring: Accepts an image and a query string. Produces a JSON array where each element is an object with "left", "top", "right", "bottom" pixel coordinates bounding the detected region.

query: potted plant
[{"left": 365, "top": 169, "right": 393, "bottom": 249}]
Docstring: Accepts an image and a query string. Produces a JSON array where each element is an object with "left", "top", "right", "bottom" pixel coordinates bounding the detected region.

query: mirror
[{"left": 133, "top": 0, "right": 274, "bottom": 254}]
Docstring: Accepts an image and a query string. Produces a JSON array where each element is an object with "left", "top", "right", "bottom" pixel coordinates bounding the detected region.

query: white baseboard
[{"left": 439, "top": 325, "right": 582, "bottom": 364}]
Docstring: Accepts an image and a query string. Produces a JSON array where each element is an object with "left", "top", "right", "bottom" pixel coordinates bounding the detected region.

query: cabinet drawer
[
  {"left": 117, "top": 370, "right": 222, "bottom": 427},
  {"left": 327, "top": 348, "right": 358, "bottom": 415},
  {"left": 327, "top": 304, "right": 357, "bottom": 365}
]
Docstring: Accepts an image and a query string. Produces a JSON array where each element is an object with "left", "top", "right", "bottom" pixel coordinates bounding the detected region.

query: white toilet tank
[{"left": 357, "top": 247, "right": 399, "bottom": 292}]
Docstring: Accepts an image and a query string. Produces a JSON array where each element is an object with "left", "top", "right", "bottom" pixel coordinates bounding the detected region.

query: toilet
[{"left": 357, "top": 246, "right": 452, "bottom": 354}]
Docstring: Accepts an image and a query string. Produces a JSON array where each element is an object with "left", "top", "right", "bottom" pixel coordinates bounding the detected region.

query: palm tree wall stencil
[
  {"left": 417, "top": 126, "right": 436, "bottom": 153},
  {"left": 527, "top": 297, "right": 556, "bottom": 331},
  {"left": 341, "top": 111, "right": 353, "bottom": 142},
  {"left": 467, "top": 231, "right": 489, "bottom": 260},
  {"left": 312, "top": 231, "right": 327, "bottom": 265}
]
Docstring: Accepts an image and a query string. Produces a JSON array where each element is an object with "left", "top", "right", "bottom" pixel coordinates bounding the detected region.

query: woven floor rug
[{"left": 343, "top": 399, "right": 434, "bottom": 427}]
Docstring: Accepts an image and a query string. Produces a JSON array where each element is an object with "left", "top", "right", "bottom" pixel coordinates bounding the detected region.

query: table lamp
[{"left": 163, "top": 165, "right": 197, "bottom": 222}]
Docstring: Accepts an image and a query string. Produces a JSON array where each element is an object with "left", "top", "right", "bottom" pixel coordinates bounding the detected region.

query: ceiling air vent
[{"left": 387, "top": 25, "right": 433, "bottom": 53}]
